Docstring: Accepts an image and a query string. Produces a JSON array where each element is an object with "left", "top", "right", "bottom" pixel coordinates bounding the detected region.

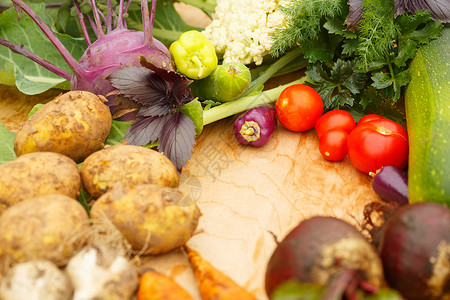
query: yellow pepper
[{"left": 169, "top": 30, "right": 218, "bottom": 80}]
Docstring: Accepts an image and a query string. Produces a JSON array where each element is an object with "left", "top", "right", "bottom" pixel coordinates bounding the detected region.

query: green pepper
[{"left": 169, "top": 30, "right": 218, "bottom": 80}]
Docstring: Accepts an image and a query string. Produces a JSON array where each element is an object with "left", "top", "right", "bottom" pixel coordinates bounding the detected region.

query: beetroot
[
  {"left": 265, "top": 216, "right": 385, "bottom": 298},
  {"left": 378, "top": 202, "right": 450, "bottom": 300}
]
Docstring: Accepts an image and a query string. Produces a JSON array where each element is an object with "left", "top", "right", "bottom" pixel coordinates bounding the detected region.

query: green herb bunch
[{"left": 270, "top": 0, "right": 444, "bottom": 122}]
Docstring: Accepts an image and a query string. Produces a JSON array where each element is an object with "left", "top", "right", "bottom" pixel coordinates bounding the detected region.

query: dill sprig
[
  {"left": 356, "top": 0, "right": 399, "bottom": 71},
  {"left": 270, "top": 0, "right": 348, "bottom": 58}
]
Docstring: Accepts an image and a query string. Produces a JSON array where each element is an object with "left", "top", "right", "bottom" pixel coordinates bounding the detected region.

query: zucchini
[{"left": 405, "top": 25, "right": 450, "bottom": 206}]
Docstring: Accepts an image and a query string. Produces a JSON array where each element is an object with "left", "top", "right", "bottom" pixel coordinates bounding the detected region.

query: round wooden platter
[{"left": 0, "top": 6, "right": 381, "bottom": 300}]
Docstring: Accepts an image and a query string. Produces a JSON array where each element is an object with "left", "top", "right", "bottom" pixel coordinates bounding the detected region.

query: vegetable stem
[
  {"left": 73, "top": 0, "right": 91, "bottom": 46},
  {"left": 116, "top": 0, "right": 125, "bottom": 30},
  {"left": 89, "top": 0, "right": 105, "bottom": 37},
  {"left": 7, "top": 0, "right": 85, "bottom": 78},
  {"left": 142, "top": 0, "right": 156, "bottom": 44},
  {"left": 242, "top": 47, "right": 306, "bottom": 97},
  {"left": 202, "top": 77, "right": 306, "bottom": 125},
  {"left": 177, "top": 0, "right": 216, "bottom": 14},
  {"left": 0, "top": 38, "right": 72, "bottom": 81}
]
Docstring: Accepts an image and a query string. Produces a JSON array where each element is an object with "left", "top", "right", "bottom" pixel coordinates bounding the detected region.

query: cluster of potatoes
[{"left": 0, "top": 91, "right": 201, "bottom": 299}]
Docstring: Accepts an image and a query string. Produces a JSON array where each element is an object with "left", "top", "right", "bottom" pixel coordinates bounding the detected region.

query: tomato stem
[{"left": 376, "top": 126, "right": 391, "bottom": 135}]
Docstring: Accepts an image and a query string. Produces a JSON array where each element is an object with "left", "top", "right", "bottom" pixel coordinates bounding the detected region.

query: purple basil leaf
[
  {"left": 394, "top": 0, "right": 450, "bottom": 22},
  {"left": 137, "top": 102, "right": 171, "bottom": 117},
  {"left": 108, "top": 66, "right": 169, "bottom": 106},
  {"left": 140, "top": 56, "right": 189, "bottom": 84},
  {"left": 347, "top": 0, "right": 364, "bottom": 30},
  {"left": 124, "top": 114, "right": 172, "bottom": 146},
  {"left": 394, "top": 0, "right": 407, "bottom": 16},
  {"left": 158, "top": 112, "right": 196, "bottom": 172},
  {"left": 171, "top": 79, "right": 195, "bottom": 106}
]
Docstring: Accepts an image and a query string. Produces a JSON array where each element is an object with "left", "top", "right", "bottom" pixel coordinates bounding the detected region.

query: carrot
[
  {"left": 136, "top": 269, "right": 194, "bottom": 300},
  {"left": 185, "top": 246, "right": 257, "bottom": 300}
]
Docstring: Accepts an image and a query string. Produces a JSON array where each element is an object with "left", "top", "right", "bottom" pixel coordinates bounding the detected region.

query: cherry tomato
[
  {"left": 357, "top": 114, "right": 384, "bottom": 127},
  {"left": 347, "top": 118, "right": 409, "bottom": 174},
  {"left": 319, "top": 129, "right": 349, "bottom": 161},
  {"left": 275, "top": 84, "right": 323, "bottom": 132},
  {"left": 315, "top": 109, "right": 355, "bottom": 137}
]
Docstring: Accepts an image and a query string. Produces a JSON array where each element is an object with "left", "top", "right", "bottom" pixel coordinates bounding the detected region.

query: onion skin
[
  {"left": 379, "top": 202, "right": 450, "bottom": 300},
  {"left": 233, "top": 106, "right": 277, "bottom": 147},
  {"left": 372, "top": 166, "right": 409, "bottom": 206}
]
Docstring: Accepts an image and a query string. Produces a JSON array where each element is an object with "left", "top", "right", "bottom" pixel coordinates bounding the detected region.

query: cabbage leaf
[
  {"left": 0, "top": 123, "right": 16, "bottom": 165},
  {"left": 0, "top": 3, "right": 86, "bottom": 94}
]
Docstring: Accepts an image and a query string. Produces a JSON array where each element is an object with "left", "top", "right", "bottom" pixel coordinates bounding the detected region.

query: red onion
[
  {"left": 233, "top": 106, "right": 277, "bottom": 147},
  {"left": 372, "top": 166, "right": 408, "bottom": 206}
]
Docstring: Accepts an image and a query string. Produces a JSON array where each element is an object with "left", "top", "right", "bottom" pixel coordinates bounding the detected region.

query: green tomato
[
  {"left": 169, "top": 30, "right": 218, "bottom": 80},
  {"left": 190, "top": 62, "right": 252, "bottom": 103}
]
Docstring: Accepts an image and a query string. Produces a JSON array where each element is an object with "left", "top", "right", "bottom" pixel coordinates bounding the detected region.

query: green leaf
[
  {"left": 0, "top": 3, "right": 86, "bottom": 94},
  {"left": 395, "top": 12, "right": 443, "bottom": 67},
  {"left": 0, "top": 123, "right": 16, "bottom": 165},
  {"left": 181, "top": 98, "right": 203, "bottom": 136},
  {"left": 324, "top": 17, "right": 356, "bottom": 39},
  {"left": 77, "top": 188, "right": 91, "bottom": 216},
  {"left": 371, "top": 72, "right": 393, "bottom": 89},
  {"left": 126, "top": 0, "right": 203, "bottom": 46},
  {"left": 271, "top": 281, "right": 324, "bottom": 300},
  {"left": 104, "top": 120, "right": 132, "bottom": 146},
  {"left": 27, "top": 103, "right": 44, "bottom": 119},
  {"left": 364, "top": 289, "right": 403, "bottom": 300},
  {"left": 306, "top": 59, "right": 366, "bottom": 110},
  {"left": 342, "top": 38, "right": 360, "bottom": 55}
]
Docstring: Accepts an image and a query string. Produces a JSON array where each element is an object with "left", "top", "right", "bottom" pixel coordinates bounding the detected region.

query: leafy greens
[
  {"left": 0, "top": 0, "right": 207, "bottom": 94},
  {"left": 270, "top": 0, "right": 445, "bottom": 121}
]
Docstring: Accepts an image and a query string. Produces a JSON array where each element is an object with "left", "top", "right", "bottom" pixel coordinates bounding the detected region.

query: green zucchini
[{"left": 405, "top": 25, "right": 450, "bottom": 206}]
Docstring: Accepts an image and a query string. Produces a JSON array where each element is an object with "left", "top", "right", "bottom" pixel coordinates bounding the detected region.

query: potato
[
  {"left": 0, "top": 152, "right": 81, "bottom": 215},
  {"left": 90, "top": 183, "right": 201, "bottom": 255},
  {"left": 0, "top": 260, "right": 73, "bottom": 300},
  {"left": 0, "top": 194, "right": 89, "bottom": 268},
  {"left": 81, "top": 144, "right": 179, "bottom": 198},
  {"left": 14, "top": 90, "right": 112, "bottom": 163}
]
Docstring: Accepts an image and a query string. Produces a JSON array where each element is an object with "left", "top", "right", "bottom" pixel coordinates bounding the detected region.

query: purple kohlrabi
[{"left": 0, "top": 0, "right": 174, "bottom": 119}]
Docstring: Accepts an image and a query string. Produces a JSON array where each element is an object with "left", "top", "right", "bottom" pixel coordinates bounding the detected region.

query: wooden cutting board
[
  {"left": 0, "top": 83, "right": 380, "bottom": 299},
  {"left": 0, "top": 6, "right": 381, "bottom": 296},
  {"left": 143, "top": 115, "right": 381, "bottom": 300}
]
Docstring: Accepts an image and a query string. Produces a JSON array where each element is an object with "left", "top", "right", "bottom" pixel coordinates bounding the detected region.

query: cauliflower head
[{"left": 202, "top": 0, "right": 287, "bottom": 65}]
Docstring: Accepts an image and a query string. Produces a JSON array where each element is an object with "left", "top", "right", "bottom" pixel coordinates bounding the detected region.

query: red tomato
[
  {"left": 275, "top": 84, "right": 323, "bottom": 132},
  {"left": 347, "top": 119, "right": 409, "bottom": 174},
  {"left": 315, "top": 109, "right": 355, "bottom": 137},
  {"left": 357, "top": 114, "right": 384, "bottom": 127},
  {"left": 319, "top": 129, "right": 349, "bottom": 161}
]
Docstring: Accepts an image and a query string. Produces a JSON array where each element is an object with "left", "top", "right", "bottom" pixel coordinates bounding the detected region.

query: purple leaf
[
  {"left": 171, "top": 79, "right": 194, "bottom": 106},
  {"left": 137, "top": 102, "right": 171, "bottom": 117},
  {"left": 108, "top": 66, "right": 169, "bottom": 105},
  {"left": 158, "top": 112, "right": 196, "bottom": 172},
  {"left": 394, "top": 0, "right": 450, "bottom": 22},
  {"left": 124, "top": 114, "right": 172, "bottom": 146},
  {"left": 140, "top": 56, "right": 187, "bottom": 83},
  {"left": 347, "top": 0, "right": 364, "bottom": 30}
]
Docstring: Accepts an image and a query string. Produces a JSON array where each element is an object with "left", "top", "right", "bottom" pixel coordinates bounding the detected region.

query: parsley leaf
[{"left": 306, "top": 59, "right": 367, "bottom": 110}]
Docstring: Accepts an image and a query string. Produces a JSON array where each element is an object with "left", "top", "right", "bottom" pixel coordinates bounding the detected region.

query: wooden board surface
[
  {"left": 0, "top": 82, "right": 380, "bottom": 300},
  {"left": 0, "top": 6, "right": 381, "bottom": 299}
]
